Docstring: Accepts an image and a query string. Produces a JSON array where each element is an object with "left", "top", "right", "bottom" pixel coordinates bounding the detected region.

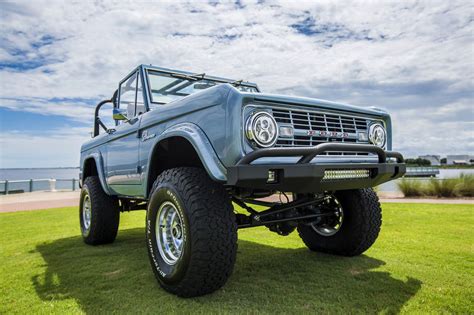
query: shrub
[
  {"left": 397, "top": 179, "right": 427, "bottom": 197},
  {"left": 397, "top": 174, "right": 474, "bottom": 198},
  {"left": 454, "top": 173, "right": 474, "bottom": 197},
  {"left": 427, "top": 178, "right": 458, "bottom": 197}
]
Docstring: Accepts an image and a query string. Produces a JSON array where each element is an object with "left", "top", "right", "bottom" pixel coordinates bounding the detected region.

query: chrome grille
[{"left": 271, "top": 107, "right": 372, "bottom": 156}]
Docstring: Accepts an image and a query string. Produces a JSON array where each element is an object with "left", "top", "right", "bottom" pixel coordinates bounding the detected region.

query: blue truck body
[
  {"left": 80, "top": 65, "right": 398, "bottom": 200},
  {"left": 78, "top": 64, "right": 406, "bottom": 297}
]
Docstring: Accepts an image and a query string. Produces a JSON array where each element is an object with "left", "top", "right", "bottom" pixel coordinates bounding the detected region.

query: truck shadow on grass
[{"left": 32, "top": 228, "right": 421, "bottom": 313}]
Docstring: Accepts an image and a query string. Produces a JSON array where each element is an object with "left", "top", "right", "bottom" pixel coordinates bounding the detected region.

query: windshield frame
[{"left": 144, "top": 67, "right": 260, "bottom": 105}]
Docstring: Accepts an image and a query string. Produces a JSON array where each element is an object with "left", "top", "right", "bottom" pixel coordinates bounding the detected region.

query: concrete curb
[{"left": 0, "top": 191, "right": 472, "bottom": 213}]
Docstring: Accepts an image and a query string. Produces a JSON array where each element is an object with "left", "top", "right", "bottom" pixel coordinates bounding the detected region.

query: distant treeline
[
  {"left": 405, "top": 158, "right": 474, "bottom": 168},
  {"left": 405, "top": 158, "right": 432, "bottom": 166}
]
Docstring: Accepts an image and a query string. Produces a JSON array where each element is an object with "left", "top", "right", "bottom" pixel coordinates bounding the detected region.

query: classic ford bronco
[{"left": 79, "top": 65, "right": 405, "bottom": 297}]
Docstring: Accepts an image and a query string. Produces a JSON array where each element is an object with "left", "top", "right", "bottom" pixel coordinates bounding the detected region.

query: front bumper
[{"left": 227, "top": 143, "right": 406, "bottom": 193}]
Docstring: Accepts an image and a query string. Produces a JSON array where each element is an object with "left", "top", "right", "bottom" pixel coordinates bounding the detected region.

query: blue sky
[{"left": 0, "top": 0, "right": 473, "bottom": 168}]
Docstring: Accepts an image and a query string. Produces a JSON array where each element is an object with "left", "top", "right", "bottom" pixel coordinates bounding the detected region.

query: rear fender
[{"left": 81, "top": 152, "right": 112, "bottom": 195}]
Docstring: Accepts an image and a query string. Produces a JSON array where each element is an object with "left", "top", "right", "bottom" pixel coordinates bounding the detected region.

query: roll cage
[{"left": 92, "top": 65, "right": 260, "bottom": 137}]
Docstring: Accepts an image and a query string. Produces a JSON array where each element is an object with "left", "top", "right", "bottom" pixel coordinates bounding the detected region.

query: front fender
[
  {"left": 144, "top": 123, "right": 227, "bottom": 193},
  {"left": 81, "top": 152, "right": 112, "bottom": 195}
]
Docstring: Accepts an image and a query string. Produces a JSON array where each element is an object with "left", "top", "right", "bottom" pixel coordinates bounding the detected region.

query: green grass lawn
[{"left": 1, "top": 203, "right": 473, "bottom": 314}]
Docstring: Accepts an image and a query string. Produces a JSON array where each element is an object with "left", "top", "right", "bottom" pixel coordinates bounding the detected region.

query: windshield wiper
[
  {"left": 170, "top": 72, "right": 206, "bottom": 81},
  {"left": 231, "top": 79, "right": 244, "bottom": 87}
]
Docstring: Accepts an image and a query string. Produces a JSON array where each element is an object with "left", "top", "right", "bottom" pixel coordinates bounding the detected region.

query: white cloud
[
  {"left": 0, "top": 0, "right": 473, "bottom": 167},
  {"left": 0, "top": 97, "right": 94, "bottom": 122}
]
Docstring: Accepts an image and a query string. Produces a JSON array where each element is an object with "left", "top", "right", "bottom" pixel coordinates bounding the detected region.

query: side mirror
[{"left": 113, "top": 108, "right": 128, "bottom": 121}]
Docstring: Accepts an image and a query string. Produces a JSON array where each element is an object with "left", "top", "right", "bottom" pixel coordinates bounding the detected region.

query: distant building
[
  {"left": 419, "top": 155, "right": 441, "bottom": 166},
  {"left": 446, "top": 155, "right": 474, "bottom": 165}
]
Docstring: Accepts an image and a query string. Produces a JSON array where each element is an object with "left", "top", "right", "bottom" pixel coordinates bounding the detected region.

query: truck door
[{"left": 106, "top": 70, "right": 145, "bottom": 196}]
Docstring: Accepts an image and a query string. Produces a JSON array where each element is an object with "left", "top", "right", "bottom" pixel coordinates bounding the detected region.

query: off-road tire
[
  {"left": 298, "top": 188, "right": 381, "bottom": 256},
  {"left": 146, "top": 167, "right": 237, "bottom": 297},
  {"left": 80, "top": 176, "right": 120, "bottom": 245}
]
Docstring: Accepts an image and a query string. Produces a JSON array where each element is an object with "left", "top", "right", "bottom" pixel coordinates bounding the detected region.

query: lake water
[
  {"left": 1, "top": 167, "right": 473, "bottom": 193},
  {"left": 0, "top": 168, "right": 80, "bottom": 193},
  {"left": 0, "top": 168, "right": 80, "bottom": 181}
]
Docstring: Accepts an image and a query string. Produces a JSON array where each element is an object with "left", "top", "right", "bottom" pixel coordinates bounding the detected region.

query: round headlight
[
  {"left": 369, "top": 123, "right": 386, "bottom": 148},
  {"left": 245, "top": 111, "right": 279, "bottom": 148}
]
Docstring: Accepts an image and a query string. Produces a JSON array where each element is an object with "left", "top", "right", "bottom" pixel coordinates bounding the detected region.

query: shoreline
[
  {"left": 1, "top": 191, "right": 472, "bottom": 213},
  {"left": 0, "top": 167, "right": 79, "bottom": 170}
]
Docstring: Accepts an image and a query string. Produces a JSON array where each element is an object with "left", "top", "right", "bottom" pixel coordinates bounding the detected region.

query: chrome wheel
[
  {"left": 156, "top": 201, "right": 184, "bottom": 265},
  {"left": 82, "top": 194, "right": 92, "bottom": 230},
  {"left": 311, "top": 196, "right": 344, "bottom": 236}
]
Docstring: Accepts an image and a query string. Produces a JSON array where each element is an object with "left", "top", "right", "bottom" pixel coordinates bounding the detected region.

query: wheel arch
[
  {"left": 144, "top": 123, "right": 227, "bottom": 198},
  {"left": 81, "top": 153, "right": 111, "bottom": 195}
]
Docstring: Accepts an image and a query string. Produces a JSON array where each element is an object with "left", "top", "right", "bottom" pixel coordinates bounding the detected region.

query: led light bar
[{"left": 323, "top": 169, "right": 370, "bottom": 181}]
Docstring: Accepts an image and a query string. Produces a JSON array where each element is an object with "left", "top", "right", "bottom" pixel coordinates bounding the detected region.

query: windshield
[{"left": 147, "top": 70, "right": 258, "bottom": 107}]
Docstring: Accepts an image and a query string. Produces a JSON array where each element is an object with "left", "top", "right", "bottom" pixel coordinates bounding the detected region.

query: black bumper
[{"left": 227, "top": 143, "right": 406, "bottom": 193}]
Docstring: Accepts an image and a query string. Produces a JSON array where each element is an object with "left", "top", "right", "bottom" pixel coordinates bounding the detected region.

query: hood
[{"left": 240, "top": 91, "right": 388, "bottom": 118}]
